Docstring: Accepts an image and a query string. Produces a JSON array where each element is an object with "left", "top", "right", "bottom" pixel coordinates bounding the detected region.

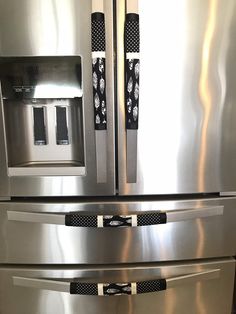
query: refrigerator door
[
  {"left": 0, "top": 0, "right": 115, "bottom": 197},
  {"left": 0, "top": 197, "right": 235, "bottom": 264},
  {"left": 117, "top": 0, "right": 236, "bottom": 195},
  {"left": 0, "top": 259, "right": 234, "bottom": 314}
]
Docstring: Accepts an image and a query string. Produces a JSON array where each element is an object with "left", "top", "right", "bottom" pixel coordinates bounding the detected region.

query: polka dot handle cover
[
  {"left": 92, "top": 12, "right": 107, "bottom": 130},
  {"left": 125, "top": 13, "right": 140, "bottom": 130},
  {"left": 65, "top": 212, "right": 167, "bottom": 227},
  {"left": 70, "top": 279, "right": 167, "bottom": 296}
]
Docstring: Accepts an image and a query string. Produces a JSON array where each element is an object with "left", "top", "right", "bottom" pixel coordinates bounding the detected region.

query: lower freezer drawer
[
  {"left": 0, "top": 259, "right": 235, "bottom": 314},
  {"left": 0, "top": 197, "right": 236, "bottom": 264}
]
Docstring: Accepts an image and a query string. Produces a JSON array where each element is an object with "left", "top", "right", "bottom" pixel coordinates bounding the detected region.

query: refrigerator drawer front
[
  {"left": 0, "top": 197, "right": 236, "bottom": 264},
  {"left": 0, "top": 259, "right": 234, "bottom": 314}
]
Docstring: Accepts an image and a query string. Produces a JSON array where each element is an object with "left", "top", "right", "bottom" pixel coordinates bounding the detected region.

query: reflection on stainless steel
[
  {"left": 117, "top": 0, "right": 236, "bottom": 195},
  {"left": 196, "top": 219, "right": 205, "bottom": 259},
  {"left": 0, "top": 0, "right": 115, "bottom": 197},
  {"left": 196, "top": 281, "right": 207, "bottom": 314},
  {"left": 0, "top": 259, "right": 234, "bottom": 313},
  {"left": 0, "top": 197, "right": 235, "bottom": 264},
  {"left": 198, "top": 0, "right": 218, "bottom": 191}
]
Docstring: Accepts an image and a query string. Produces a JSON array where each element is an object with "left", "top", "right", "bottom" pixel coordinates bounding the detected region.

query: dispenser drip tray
[{"left": 8, "top": 161, "right": 86, "bottom": 177}]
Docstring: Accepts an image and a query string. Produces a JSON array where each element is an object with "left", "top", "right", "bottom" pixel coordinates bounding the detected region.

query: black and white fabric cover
[
  {"left": 65, "top": 213, "right": 167, "bottom": 228},
  {"left": 125, "top": 13, "right": 140, "bottom": 130},
  {"left": 91, "top": 12, "right": 107, "bottom": 130},
  {"left": 70, "top": 279, "right": 167, "bottom": 296}
]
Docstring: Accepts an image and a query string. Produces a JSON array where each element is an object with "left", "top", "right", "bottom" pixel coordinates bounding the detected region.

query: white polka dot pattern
[
  {"left": 65, "top": 213, "right": 167, "bottom": 228},
  {"left": 125, "top": 14, "right": 140, "bottom": 53},
  {"left": 137, "top": 279, "right": 166, "bottom": 294},
  {"left": 92, "top": 13, "right": 106, "bottom": 52},
  {"left": 70, "top": 280, "right": 166, "bottom": 296},
  {"left": 70, "top": 283, "right": 98, "bottom": 295},
  {"left": 137, "top": 213, "right": 167, "bottom": 226},
  {"left": 65, "top": 214, "right": 97, "bottom": 227}
]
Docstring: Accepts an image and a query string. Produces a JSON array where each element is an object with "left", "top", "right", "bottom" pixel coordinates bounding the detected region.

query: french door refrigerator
[{"left": 0, "top": 0, "right": 235, "bottom": 313}]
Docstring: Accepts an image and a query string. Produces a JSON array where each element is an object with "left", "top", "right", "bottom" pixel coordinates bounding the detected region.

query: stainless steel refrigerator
[{"left": 0, "top": 0, "right": 235, "bottom": 313}]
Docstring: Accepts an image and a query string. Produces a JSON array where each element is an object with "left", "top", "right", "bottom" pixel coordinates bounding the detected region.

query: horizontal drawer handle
[
  {"left": 13, "top": 269, "right": 220, "bottom": 296},
  {"left": 7, "top": 206, "right": 224, "bottom": 228}
]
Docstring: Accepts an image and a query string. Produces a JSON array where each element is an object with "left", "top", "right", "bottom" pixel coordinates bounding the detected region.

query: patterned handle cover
[
  {"left": 65, "top": 212, "right": 167, "bottom": 227},
  {"left": 92, "top": 12, "right": 107, "bottom": 130},
  {"left": 70, "top": 279, "right": 167, "bottom": 296},
  {"left": 125, "top": 13, "right": 140, "bottom": 130}
]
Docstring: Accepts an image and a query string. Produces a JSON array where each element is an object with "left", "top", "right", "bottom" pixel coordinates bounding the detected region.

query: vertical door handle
[
  {"left": 125, "top": 0, "right": 140, "bottom": 183},
  {"left": 92, "top": 0, "right": 107, "bottom": 183}
]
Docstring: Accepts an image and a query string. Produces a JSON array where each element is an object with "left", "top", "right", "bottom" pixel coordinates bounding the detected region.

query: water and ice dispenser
[{"left": 0, "top": 57, "right": 85, "bottom": 176}]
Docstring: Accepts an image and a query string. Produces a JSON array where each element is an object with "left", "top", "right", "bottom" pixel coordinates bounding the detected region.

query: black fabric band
[
  {"left": 126, "top": 13, "right": 139, "bottom": 22},
  {"left": 137, "top": 213, "right": 167, "bottom": 226},
  {"left": 92, "top": 13, "right": 105, "bottom": 52},
  {"left": 137, "top": 279, "right": 167, "bottom": 294},
  {"left": 125, "top": 14, "right": 140, "bottom": 53},
  {"left": 70, "top": 282, "right": 98, "bottom": 295},
  {"left": 92, "top": 12, "right": 105, "bottom": 21},
  {"left": 65, "top": 214, "right": 97, "bottom": 227}
]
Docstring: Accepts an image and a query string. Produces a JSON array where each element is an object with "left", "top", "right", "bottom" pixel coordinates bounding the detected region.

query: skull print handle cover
[
  {"left": 92, "top": 0, "right": 107, "bottom": 183},
  {"left": 125, "top": 0, "right": 140, "bottom": 183}
]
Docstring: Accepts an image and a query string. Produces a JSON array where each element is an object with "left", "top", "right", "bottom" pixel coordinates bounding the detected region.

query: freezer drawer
[
  {"left": 0, "top": 259, "right": 234, "bottom": 314},
  {"left": 0, "top": 197, "right": 236, "bottom": 264}
]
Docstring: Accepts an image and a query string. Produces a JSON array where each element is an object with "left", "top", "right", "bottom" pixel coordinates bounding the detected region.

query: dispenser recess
[{"left": 0, "top": 56, "right": 85, "bottom": 176}]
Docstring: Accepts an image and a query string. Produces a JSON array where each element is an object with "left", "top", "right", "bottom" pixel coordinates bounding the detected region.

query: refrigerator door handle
[
  {"left": 125, "top": 0, "right": 140, "bottom": 183},
  {"left": 7, "top": 205, "right": 223, "bottom": 228},
  {"left": 13, "top": 269, "right": 220, "bottom": 296},
  {"left": 92, "top": 0, "right": 107, "bottom": 183}
]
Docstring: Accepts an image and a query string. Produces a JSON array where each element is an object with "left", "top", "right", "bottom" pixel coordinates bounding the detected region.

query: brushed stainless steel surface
[
  {"left": 117, "top": 0, "right": 236, "bottom": 195},
  {"left": 95, "top": 130, "right": 107, "bottom": 183},
  {"left": 13, "top": 269, "right": 220, "bottom": 294},
  {"left": 0, "top": 197, "right": 235, "bottom": 264},
  {"left": 0, "top": 57, "right": 83, "bottom": 99},
  {"left": 166, "top": 269, "right": 220, "bottom": 288},
  {"left": 0, "top": 0, "right": 115, "bottom": 197},
  {"left": 7, "top": 211, "right": 65, "bottom": 225},
  {"left": 13, "top": 277, "right": 70, "bottom": 293},
  {"left": 127, "top": 0, "right": 139, "bottom": 13},
  {"left": 7, "top": 205, "right": 224, "bottom": 226},
  {"left": 127, "top": 130, "right": 137, "bottom": 183},
  {"left": 0, "top": 259, "right": 234, "bottom": 313},
  {"left": 167, "top": 205, "right": 224, "bottom": 222}
]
